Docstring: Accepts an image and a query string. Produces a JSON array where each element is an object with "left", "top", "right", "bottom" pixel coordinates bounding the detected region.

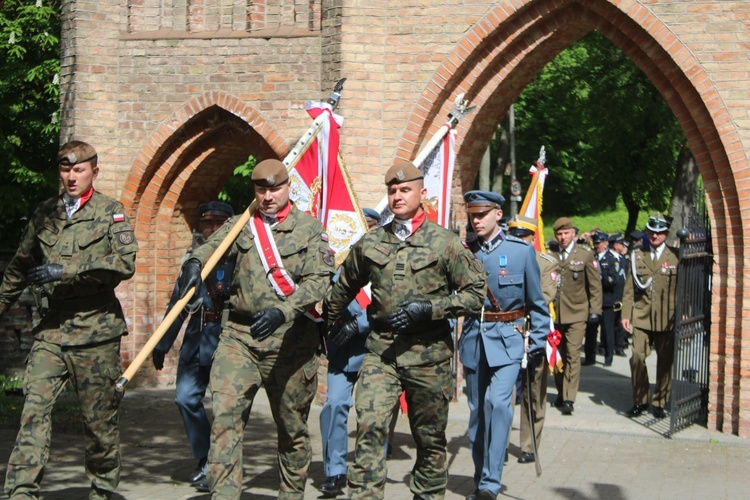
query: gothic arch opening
[
  {"left": 120, "top": 94, "right": 286, "bottom": 384},
  {"left": 398, "top": 0, "right": 744, "bottom": 433}
]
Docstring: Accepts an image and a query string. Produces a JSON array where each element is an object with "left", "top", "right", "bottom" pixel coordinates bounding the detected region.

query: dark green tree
[
  {"left": 0, "top": 0, "right": 60, "bottom": 248},
  {"left": 513, "top": 31, "right": 685, "bottom": 232}
]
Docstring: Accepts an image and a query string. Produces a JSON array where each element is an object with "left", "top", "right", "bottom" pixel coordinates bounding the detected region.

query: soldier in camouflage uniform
[
  {"left": 324, "top": 161, "right": 485, "bottom": 499},
  {"left": 174, "top": 159, "right": 334, "bottom": 499},
  {"left": 0, "top": 141, "right": 139, "bottom": 499}
]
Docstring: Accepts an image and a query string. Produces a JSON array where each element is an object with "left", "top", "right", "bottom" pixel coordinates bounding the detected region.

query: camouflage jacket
[
  {"left": 190, "top": 205, "right": 334, "bottom": 349},
  {"left": 325, "top": 219, "right": 486, "bottom": 367},
  {"left": 621, "top": 245, "right": 679, "bottom": 332},
  {"left": 0, "top": 191, "right": 139, "bottom": 345}
]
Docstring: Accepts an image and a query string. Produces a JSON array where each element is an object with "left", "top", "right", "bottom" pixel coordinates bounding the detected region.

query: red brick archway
[
  {"left": 119, "top": 91, "right": 288, "bottom": 385},
  {"left": 397, "top": 0, "right": 746, "bottom": 434}
]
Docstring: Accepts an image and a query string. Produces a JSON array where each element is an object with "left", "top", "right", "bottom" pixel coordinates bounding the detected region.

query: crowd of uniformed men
[{"left": 0, "top": 140, "right": 679, "bottom": 499}]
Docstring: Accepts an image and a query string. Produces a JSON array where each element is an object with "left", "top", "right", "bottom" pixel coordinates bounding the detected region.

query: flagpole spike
[
  {"left": 326, "top": 78, "right": 347, "bottom": 110},
  {"left": 537, "top": 145, "right": 546, "bottom": 166}
]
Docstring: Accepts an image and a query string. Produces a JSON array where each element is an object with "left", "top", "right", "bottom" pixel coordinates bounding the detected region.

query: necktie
[{"left": 560, "top": 250, "right": 567, "bottom": 261}]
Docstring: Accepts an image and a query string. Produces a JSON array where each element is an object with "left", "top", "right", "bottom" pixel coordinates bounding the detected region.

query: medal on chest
[
  {"left": 498, "top": 255, "right": 508, "bottom": 277},
  {"left": 215, "top": 269, "right": 226, "bottom": 293}
]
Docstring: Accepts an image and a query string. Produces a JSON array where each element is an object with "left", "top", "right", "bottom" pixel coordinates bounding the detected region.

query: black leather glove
[
  {"left": 250, "top": 308, "right": 285, "bottom": 341},
  {"left": 387, "top": 300, "right": 432, "bottom": 334},
  {"left": 327, "top": 317, "right": 359, "bottom": 348},
  {"left": 527, "top": 349, "right": 545, "bottom": 370},
  {"left": 176, "top": 259, "right": 202, "bottom": 299},
  {"left": 587, "top": 313, "right": 600, "bottom": 325},
  {"left": 27, "top": 264, "right": 63, "bottom": 285},
  {"left": 152, "top": 349, "right": 166, "bottom": 370}
]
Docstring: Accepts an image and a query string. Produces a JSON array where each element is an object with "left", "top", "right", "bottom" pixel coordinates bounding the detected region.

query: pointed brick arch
[
  {"left": 397, "top": 0, "right": 745, "bottom": 433},
  {"left": 119, "top": 91, "right": 287, "bottom": 383}
]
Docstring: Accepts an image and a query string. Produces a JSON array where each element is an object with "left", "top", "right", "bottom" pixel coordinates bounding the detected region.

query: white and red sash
[{"left": 249, "top": 208, "right": 322, "bottom": 322}]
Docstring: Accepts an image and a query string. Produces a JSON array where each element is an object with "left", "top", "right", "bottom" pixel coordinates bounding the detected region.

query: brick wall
[{"left": 10, "top": 0, "right": 747, "bottom": 436}]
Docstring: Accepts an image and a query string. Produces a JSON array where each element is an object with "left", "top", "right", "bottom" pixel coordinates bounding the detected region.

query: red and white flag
[
  {"left": 289, "top": 101, "right": 368, "bottom": 256},
  {"left": 420, "top": 124, "right": 457, "bottom": 227}
]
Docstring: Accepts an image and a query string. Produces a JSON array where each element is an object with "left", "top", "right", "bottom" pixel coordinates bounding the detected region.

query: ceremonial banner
[
  {"left": 518, "top": 146, "right": 549, "bottom": 252},
  {"left": 289, "top": 101, "right": 368, "bottom": 256},
  {"left": 378, "top": 124, "right": 457, "bottom": 228}
]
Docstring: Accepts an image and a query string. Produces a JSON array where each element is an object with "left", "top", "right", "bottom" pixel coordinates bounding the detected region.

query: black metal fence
[{"left": 668, "top": 186, "right": 712, "bottom": 436}]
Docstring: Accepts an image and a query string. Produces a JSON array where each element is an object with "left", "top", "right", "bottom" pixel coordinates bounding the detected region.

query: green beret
[
  {"left": 58, "top": 141, "right": 97, "bottom": 166},
  {"left": 384, "top": 161, "right": 423, "bottom": 186},
  {"left": 553, "top": 217, "right": 574, "bottom": 232},
  {"left": 252, "top": 159, "right": 289, "bottom": 187}
]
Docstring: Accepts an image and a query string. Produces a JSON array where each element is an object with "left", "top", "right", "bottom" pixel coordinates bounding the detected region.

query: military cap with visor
[
  {"left": 384, "top": 161, "right": 423, "bottom": 185},
  {"left": 252, "top": 159, "right": 289, "bottom": 187},
  {"left": 199, "top": 201, "right": 234, "bottom": 220},
  {"left": 57, "top": 140, "right": 97, "bottom": 166},
  {"left": 463, "top": 190, "right": 505, "bottom": 213},
  {"left": 591, "top": 232, "right": 609, "bottom": 243},
  {"left": 362, "top": 208, "right": 381, "bottom": 223},
  {"left": 507, "top": 214, "right": 537, "bottom": 237},
  {"left": 646, "top": 212, "right": 671, "bottom": 233}
]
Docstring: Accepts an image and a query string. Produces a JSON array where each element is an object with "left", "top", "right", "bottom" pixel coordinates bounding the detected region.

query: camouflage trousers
[
  {"left": 4, "top": 338, "right": 123, "bottom": 499},
  {"left": 207, "top": 330, "right": 318, "bottom": 499},
  {"left": 348, "top": 352, "right": 453, "bottom": 500}
]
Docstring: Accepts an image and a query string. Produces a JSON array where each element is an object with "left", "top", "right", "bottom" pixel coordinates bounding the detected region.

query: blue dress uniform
[
  {"left": 459, "top": 191, "right": 550, "bottom": 497},
  {"left": 156, "top": 253, "right": 233, "bottom": 466},
  {"left": 319, "top": 285, "right": 369, "bottom": 480}
]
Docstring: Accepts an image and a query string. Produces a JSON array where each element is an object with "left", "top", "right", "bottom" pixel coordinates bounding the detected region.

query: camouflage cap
[
  {"left": 553, "top": 217, "right": 574, "bottom": 232},
  {"left": 199, "top": 201, "right": 233, "bottom": 220},
  {"left": 384, "top": 161, "right": 423, "bottom": 185},
  {"left": 252, "top": 159, "right": 289, "bottom": 187},
  {"left": 57, "top": 140, "right": 97, "bottom": 166}
]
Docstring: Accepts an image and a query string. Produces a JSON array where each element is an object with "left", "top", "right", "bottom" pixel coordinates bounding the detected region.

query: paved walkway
[{"left": 1, "top": 351, "right": 748, "bottom": 499}]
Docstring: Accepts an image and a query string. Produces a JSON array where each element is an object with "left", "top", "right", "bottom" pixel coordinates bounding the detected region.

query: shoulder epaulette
[
  {"left": 539, "top": 252, "right": 557, "bottom": 263},
  {"left": 505, "top": 234, "right": 530, "bottom": 246}
]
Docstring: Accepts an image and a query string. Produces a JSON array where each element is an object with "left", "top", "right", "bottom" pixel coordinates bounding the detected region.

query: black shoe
[
  {"left": 465, "top": 493, "right": 478, "bottom": 500},
  {"left": 626, "top": 404, "right": 649, "bottom": 417},
  {"left": 518, "top": 452, "right": 535, "bottom": 464},
  {"left": 653, "top": 406, "right": 667, "bottom": 419},
  {"left": 553, "top": 396, "right": 564, "bottom": 408},
  {"left": 582, "top": 359, "right": 596, "bottom": 366},
  {"left": 560, "top": 400, "right": 574, "bottom": 415},
  {"left": 603, "top": 360, "right": 613, "bottom": 367},
  {"left": 318, "top": 474, "right": 347, "bottom": 498},
  {"left": 477, "top": 490, "right": 497, "bottom": 500},
  {"left": 190, "top": 457, "right": 207, "bottom": 484},
  {"left": 615, "top": 348, "right": 627, "bottom": 357},
  {"left": 194, "top": 481, "right": 210, "bottom": 493}
]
